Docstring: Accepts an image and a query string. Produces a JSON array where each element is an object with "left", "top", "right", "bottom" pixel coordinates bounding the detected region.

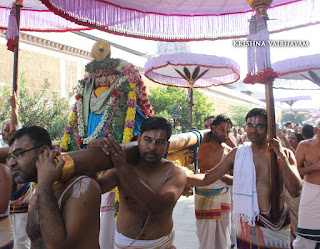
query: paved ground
[{"left": 173, "top": 194, "right": 199, "bottom": 249}]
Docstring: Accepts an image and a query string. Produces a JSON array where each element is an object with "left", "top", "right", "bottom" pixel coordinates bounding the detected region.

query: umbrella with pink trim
[
  {"left": 144, "top": 53, "right": 240, "bottom": 129},
  {"left": 272, "top": 54, "right": 320, "bottom": 89}
]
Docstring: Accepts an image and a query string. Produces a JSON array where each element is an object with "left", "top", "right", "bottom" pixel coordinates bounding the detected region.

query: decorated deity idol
[{"left": 59, "top": 40, "right": 154, "bottom": 152}]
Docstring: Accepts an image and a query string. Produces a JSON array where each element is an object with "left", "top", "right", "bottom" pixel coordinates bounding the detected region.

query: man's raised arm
[
  {"left": 37, "top": 150, "right": 101, "bottom": 249},
  {"left": 187, "top": 148, "right": 236, "bottom": 187},
  {"left": 101, "top": 135, "right": 187, "bottom": 214}
]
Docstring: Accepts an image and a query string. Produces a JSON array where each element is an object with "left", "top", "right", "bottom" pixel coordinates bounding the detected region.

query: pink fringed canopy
[
  {"left": 272, "top": 54, "right": 320, "bottom": 90},
  {"left": 0, "top": 0, "right": 89, "bottom": 32},
  {"left": 144, "top": 53, "right": 240, "bottom": 88},
  {"left": 1, "top": 0, "right": 319, "bottom": 41}
]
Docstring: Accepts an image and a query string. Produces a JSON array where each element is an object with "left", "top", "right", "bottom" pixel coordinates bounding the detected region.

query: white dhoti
[
  {"left": 10, "top": 213, "right": 30, "bottom": 249},
  {"left": 10, "top": 182, "right": 34, "bottom": 249},
  {"left": 194, "top": 181, "right": 231, "bottom": 249},
  {"left": 293, "top": 181, "right": 320, "bottom": 249},
  {"left": 229, "top": 185, "right": 236, "bottom": 249},
  {"left": 114, "top": 229, "right": 175, "bottom": 249},
  {"left": 99, "top": 191, "right": 116, "bottom": 249}
]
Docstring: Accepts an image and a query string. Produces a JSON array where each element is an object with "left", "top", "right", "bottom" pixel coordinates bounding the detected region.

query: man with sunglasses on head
[
  {"left": 187, "top": 108, "right": 302, "bottom": 249},
  {"left": 7, "top": 126, "right": 101, "bottom": 249}
]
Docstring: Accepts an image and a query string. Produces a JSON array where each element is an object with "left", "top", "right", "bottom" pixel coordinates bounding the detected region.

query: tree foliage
[
  {"left": 229, "top": 105, "right": 252, "bottom": 127},
  {"left": 149, "top": 86, "right": 214, "bottom": 133},
  {"left": 0, "top": 86, "right": 11, "bottom": 122},
  {"left": 0, "top": 71, "right": 72, "bottom": 140},
  {"left": 281, "top": 112, "right": 306, "bottom": 125}
]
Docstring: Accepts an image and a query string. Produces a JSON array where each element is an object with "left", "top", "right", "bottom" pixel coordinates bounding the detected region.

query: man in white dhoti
[
  {"left": 293, "top": 118, "right": 320, "bottom": 249},
  {"left": 193, "top": 114, "right": 233, "bottom": 249},
  {"left": 188, "top": 108, "right": 302, "bottom": 249}
]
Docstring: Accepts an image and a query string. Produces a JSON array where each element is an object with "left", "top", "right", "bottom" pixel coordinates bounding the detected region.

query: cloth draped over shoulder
[{"left": 233, "top": 142, "right": 259, "bottom": 226}]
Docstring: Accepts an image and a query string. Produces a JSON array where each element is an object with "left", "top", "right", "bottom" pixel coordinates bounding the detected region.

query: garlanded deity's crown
[{"left": 91, "top": 40, "right": 111, "bottom": 61}]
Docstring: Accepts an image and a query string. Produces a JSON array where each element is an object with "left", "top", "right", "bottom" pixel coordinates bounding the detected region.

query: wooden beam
[
  {"left": 265, "top": 83, "right": 280, "bottom": 222},
  {"left": 70, "top": 130, "right": 209, "bottom": 176}
]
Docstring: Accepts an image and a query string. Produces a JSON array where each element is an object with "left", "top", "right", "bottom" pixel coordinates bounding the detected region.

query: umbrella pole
[
  {"left": 265, "top": 83, "right": 280, "bottom": 222},
  {"left": 189, "top": 86, "right": 193, "bottom": 130},
  {"left": 12, "top": 3, "right": 22, "bottom": 94}
]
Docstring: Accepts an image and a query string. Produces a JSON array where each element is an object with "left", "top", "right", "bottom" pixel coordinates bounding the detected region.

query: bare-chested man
[
  {"left": 96, "top": 117, "right": 187, "bottom": 248},
  {"left": 194, "top": 114, "right": 233, "bottom": 249},
  {"left": 203, "top": 115, "right": 236, "bottom": 149},
  {"left": 293, "top": 118, "right": 320, "bottom": 249},
  {"left": 203, "top": 115, "right": 215, "bottom": 130},
  {"left": 7, "top": 126, "right": 101, "bottom": 249},
  {"left": 188, "top": 108, "right": 302, "bottom": 249}
]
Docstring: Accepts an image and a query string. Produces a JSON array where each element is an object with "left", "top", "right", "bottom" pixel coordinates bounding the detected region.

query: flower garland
[
  {"left": 59, "top": 58, "right": 154, "bottom": 151},
  {"left": 122, "top": 82, "right": 136, "bottom": 143},
  {"left": 59, "top": 104, "right": 77, "bottom": 152},
  {"left": 83, "top": 76, "right": 129, "bottom": 144}
]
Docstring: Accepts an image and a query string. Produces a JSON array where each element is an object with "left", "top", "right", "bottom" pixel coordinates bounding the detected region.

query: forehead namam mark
[
  {"left": 149, "top": 130, "right": 163, "bottom": 140},
  {"left": 247, "top": 116, "right": 265, "bottom": 125}
]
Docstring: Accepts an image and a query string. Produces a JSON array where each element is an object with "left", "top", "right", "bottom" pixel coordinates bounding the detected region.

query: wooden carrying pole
[
  {"left": 70, "top": 130, "right": 210, "bottom": 176},
  {"left": 265, "top": 83, "right": 280, "bottom": 222},
  {"left": 12, "top": 3, "right": 22, "bottom": 94},
  {"left": 189, "top": 86, "right": 193, "bottom": 130}
]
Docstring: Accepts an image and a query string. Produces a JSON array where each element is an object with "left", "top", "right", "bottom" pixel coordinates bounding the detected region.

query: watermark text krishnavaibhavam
[{"left": 233, "top": 40, "right": 309, "bottom": 47}]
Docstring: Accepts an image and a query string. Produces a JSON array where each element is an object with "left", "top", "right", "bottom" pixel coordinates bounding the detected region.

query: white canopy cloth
[
  {"left": 144, "top": 53, "right": 240, "bottom": 88},
  {"left": 272, "top": 54, "right": 320, "bottom": 90},
  {"left": 1, "top": 0, "right": 319, "bottom": 41},
  {"left": 0, "top": 0, "right": 89, "bottom": 31}
]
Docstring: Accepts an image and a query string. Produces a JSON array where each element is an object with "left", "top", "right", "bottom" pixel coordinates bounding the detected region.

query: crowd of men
[{"left": 0, "top": 105, "right": 320, "bottom": 249}]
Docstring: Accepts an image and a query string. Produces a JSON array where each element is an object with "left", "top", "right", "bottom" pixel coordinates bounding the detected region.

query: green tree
[
  {"left": 0, "top": 71, "right": 72, "bottom": 140},
  {"left": 149, "top": 86, "right": 214, "bottom": 133},
  {"left": 281, "top": 112, "right": 306, "bottom": 125},
  {"left": 0, "top": 86, "right": 11, "bottom": 122},
  {"left": 229, "top": 105, "right": 252, "bottom": 127}
]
